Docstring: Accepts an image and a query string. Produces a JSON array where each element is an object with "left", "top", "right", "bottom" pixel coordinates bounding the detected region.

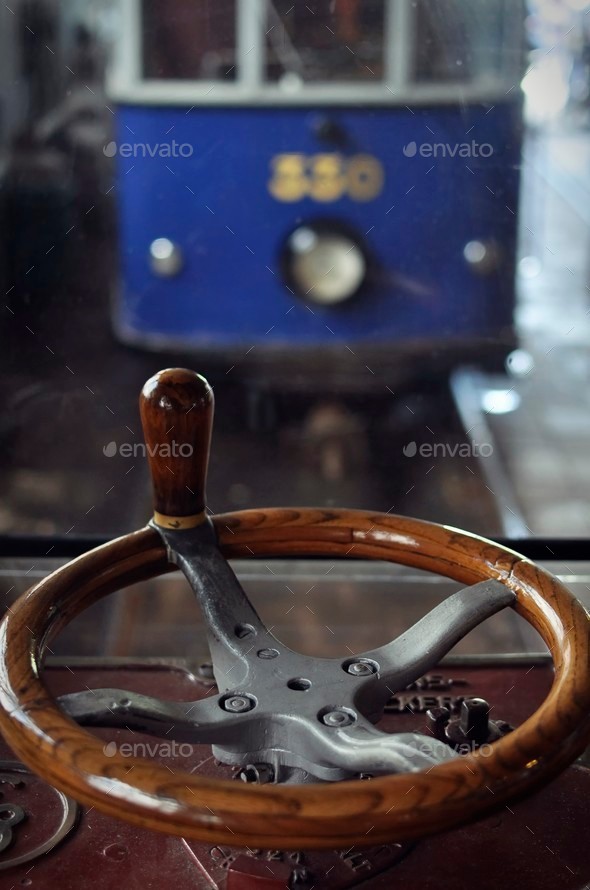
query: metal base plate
[{"left": 0, "top": 660, "right": 587, "bottom": 889}]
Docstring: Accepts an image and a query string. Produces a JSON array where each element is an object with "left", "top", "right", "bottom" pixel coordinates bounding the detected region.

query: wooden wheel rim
[{"left": 0, "top": 507, "right": 589, "bottom": 849}]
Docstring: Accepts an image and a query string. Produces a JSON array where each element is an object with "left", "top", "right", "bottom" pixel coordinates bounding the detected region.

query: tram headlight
[
  {"left": 284, "top": 224, "right": 367, "bottom": 306},
  {"left": 149, "top": 238, "right": 184, "bottom": 277},
  {"left": 463, "top": 240, "right": 501, "bottom": 276}
]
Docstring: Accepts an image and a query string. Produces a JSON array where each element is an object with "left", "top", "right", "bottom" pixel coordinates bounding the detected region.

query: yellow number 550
[{"left": 269, "top": 153, "right": 384, "bottom": 203}]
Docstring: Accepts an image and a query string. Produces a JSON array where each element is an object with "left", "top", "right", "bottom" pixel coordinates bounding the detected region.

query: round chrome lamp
[{"left": 283, "top": 223, "right": 367, "bottom": 306}]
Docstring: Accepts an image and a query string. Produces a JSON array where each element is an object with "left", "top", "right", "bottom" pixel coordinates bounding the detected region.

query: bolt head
[
  {"left": 222, "top": 695, "right": 255, "bottom": 714},
  {"left": 236, "top": 763, "right": 274, "bottom": 784},
  {"left": 321, "top": 708, "right": 356, "bottom": 728},
  {"left": 346, "top": 660, "right": 377, "bottom": 677}
]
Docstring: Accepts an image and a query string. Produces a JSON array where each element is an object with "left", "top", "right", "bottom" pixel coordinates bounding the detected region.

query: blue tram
[{"left": 109, "top": 1, "right": 524, "bottom": 383}]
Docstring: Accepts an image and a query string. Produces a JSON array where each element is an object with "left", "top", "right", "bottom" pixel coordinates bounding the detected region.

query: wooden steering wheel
[{"left": 0, "top": 368, "right": 589, "bottom": 851}]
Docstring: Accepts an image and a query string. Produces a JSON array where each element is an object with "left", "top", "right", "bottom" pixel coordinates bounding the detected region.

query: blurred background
[{"left": 1, "top": 0, "right": 590, "bottom": 546}]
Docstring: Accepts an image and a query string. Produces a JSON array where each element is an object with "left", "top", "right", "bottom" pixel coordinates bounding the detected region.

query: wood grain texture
[
  {"left": 0, "top": 509, "right": 589, "bottom": 850},
  {"left": 139, "top": 368, "right": 214, "bottom": 526}
]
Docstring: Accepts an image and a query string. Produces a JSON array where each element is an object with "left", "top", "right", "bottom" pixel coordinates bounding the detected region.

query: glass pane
[
  {"left": 266, "top": 0, "right": 386, "bottom": 84},
  {"left": 414, "top": 0, "right": 515, "bottom": 83},
  {"left": 142, "top": 0, "right": 237, "bottom": 81}
]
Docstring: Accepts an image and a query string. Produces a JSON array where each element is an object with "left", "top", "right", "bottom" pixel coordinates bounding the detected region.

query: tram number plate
[{"left": 269, "top": 153, "right": 384, "bottom": 203}]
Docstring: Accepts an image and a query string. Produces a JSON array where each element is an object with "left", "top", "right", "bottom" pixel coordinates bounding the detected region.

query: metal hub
[{"left": 60, "top": 520, "right": 516, "bottom": 783}]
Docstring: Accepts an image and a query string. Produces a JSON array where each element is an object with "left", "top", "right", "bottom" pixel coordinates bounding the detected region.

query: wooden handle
[{"left": 139, "top": 368, "right": 214, "bottom": 528}]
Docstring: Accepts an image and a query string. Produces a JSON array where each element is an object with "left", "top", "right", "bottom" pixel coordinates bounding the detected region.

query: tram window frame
[{"left": 108, "top": 0, "right": 526, "bottom": 107}]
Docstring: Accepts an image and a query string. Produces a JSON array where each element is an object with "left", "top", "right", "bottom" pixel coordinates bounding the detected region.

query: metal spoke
[
  {"left": 308, "top": 718, "right": 457, "bottom": 777},
  {"left": 156, "top": 522, "right": 280, "bottom": 690},
  {"left": 358, "top": 580, "right": 515, "bottom": 708},
  {"left": 59, "top": 688, "right": 248, "bottom": 744}
]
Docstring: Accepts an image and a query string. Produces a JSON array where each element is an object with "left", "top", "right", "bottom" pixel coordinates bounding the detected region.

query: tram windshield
[
  {"left": 414, "top": 0, "right": 512, "bottom": 83},
  {"left": 142, "top": 0, "right": 237, "bottom": 81},
  {"left": 133, "top": 0, "right": 519, "bottom": 93},
  {"left": 265, "top": 1, "right": 386, "bottom": 83}
]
